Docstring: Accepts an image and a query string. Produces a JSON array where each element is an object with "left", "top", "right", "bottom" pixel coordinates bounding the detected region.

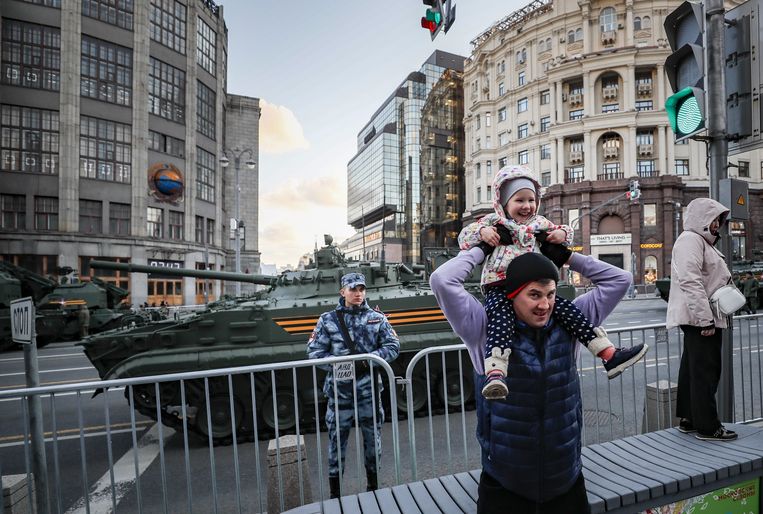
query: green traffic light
[
  {"left": 425, "top": 8, "right": 442, "bottom": 24},
  {"left": 676, "top": 95, "right": 702, "bottom": 134},
  {"left": 665, "top": 86, "right": 704, "bottom": 138}
]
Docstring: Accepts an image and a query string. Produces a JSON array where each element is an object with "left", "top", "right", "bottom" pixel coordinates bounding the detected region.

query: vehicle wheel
[
  {"left": 396, "top": 376, "right": 428, "bottom": 415},
  {"left": 196, "top": 394, "right": 243, "bottom": 440},
  {"left": 133, "top": 382, "right": 180, "bottom": 410},
  {"left": 261, "top": 389, "right": 300, "bottom": 431},
  {"left": 437, "top": 370, "right": 474, "bottom": 407}
]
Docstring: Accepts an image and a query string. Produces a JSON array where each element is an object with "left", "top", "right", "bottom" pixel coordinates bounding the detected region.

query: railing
[{"left": 1, "top": 316, "right": 761, "bottom": 513}]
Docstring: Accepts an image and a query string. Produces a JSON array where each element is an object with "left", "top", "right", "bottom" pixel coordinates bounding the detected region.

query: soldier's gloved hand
[
  {"left": 495, "top": 225, "right": 514, "bottom": 246},
  {"left": 539, "top": 240, "right": 573, "bottom": 268},
  {"left": 355, "top": 359, "right": 370, "bottom": 374}
]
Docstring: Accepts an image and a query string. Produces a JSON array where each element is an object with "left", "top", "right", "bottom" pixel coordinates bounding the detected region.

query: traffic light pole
[{"left": 705, "top": 0, "right": 734, "bottom": 422}]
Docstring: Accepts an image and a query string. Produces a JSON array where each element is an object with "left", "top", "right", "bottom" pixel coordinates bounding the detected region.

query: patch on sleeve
[{"left": 366, "top": 318, "right": 381, "bottom": 325}]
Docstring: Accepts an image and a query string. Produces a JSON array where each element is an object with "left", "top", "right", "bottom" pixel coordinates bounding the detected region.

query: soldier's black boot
[
  {"left": 329, "top": 475, "right": 341, "bottom": 499},
  {"left": 366, "top": 471, "right": 378, "bottom": 492}
]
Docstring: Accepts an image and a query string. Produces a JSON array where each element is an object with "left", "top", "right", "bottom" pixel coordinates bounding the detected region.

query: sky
[{"left": 221, "top": 0, "right": 527, "bottom": 268}]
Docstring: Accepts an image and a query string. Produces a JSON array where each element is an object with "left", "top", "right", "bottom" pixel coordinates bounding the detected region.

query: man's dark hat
[{"left": 504, "top": 252, "right": 559, "bottom": 298}]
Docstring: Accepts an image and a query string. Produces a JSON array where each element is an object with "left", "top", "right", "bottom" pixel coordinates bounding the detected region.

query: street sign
[
  {"left": 10, "top": 296, "right": 34, "bottom": 344},
  {"left": 719, "top": 178, "right": 749, "bottom": 220}
]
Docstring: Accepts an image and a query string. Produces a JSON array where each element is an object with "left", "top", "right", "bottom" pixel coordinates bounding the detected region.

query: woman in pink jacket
[{"left": 667, "top": 197, "right": 737, "bottom": 441}]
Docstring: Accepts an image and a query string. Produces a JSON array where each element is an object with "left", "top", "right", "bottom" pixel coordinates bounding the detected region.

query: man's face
[
  {"left": 340, "top": 285, "right": 366, "bottom": 306},
  {"left": 512, "top": 280, "right": 556, "bottom": 328}
]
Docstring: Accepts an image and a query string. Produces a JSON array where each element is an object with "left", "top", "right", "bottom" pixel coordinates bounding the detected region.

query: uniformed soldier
[{"left": 307, "top": 272, "right": 400, "bottom": 498}]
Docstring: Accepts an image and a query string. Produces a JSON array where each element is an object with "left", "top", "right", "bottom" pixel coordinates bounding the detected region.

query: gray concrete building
[{"left": 0, "top": 0, "right": 260, "bottom": 305}]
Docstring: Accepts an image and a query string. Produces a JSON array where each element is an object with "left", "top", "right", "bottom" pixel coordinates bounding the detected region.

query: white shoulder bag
[{"left": 709, "top": 282, "right": 746, "bottom": 317}]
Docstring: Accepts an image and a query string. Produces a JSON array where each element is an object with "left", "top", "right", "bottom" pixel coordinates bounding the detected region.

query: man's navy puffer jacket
[{"left": 475, "top": 320, "right": 583, "bottom": 502}]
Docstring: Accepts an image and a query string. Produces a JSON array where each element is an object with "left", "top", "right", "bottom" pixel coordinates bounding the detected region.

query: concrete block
[
  {"left": 641, "top": 380, "right": 679, "bottom": 433},
  {"left": 2, "top": 474, "right": 35, "bottom": 514},
  {"left": 267, "top": 435, "right": 312, "bottom": 513}
]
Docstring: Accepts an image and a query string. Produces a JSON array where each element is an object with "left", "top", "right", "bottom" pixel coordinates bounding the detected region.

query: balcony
[
  {"left": 601, "top": 30, "right": 616, "bottom": 45},
  {"left": 564, "top": 169, "right": 585, "bottom": 183},
  {"left": 602, "top": 86, "right": 618, "bottom": 100},
  {"left": 597, "top": 171, "right": 624, "bottom": 181},
  {"left": 603, "top": 147, "right": 619, "bottom": 160},
  {"left": 637, "top": 169, "right": 660, "bottom": 178},
  {"left": 638, "top": 144, "right": 653, "bottom": 156},
  {"left": 637, "top": 82, "right": 653, "bottom": 95},
  {"left": 569, "top": 150, "right": 583, "bottom": 163},
  {"left": 569, "top": 93, "right": 583, "bottom": 106}
]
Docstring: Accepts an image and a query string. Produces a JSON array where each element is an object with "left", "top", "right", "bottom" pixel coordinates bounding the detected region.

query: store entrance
[{"left": 147, "top": 278, "right": 182, "bottom": 306}]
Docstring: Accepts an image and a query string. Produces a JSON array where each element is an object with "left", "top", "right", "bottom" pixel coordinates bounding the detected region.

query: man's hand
[{"left": 479, "top": 226, "right": 500, "bottom": 246}]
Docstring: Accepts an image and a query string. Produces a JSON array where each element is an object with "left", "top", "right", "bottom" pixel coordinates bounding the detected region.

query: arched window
[
  {"left": 644, "top": 255, "right": 658, "bottom": 283},
  {"left": 600, "top": 7, "right": 616, "bottom": 32},
  {"left": 539, "top": 39, "right": 546, "bottom": 52},
  {"left": 546, "top": 37, "right": 552, "bottom": 49},
  {"left": 634, "top": 16, "right": 641, "bottom": 30},
  {"left": 567, "top": 30, "right": 575, "bottom": 44},
  {"left": 575, "top": 28, "right": 583, "bottom": 41},
  {"left": 521, "top": 48, "right": 527, "bottom": 62},
  {"left": 516, "top": 51, "right": 521, "bottom": 62},
  {"left": 642, "top": 16, "right": 651, "bottom": 29}
]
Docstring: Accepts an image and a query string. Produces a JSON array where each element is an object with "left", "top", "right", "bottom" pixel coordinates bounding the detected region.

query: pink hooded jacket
[{"left": 458, "top": 165, "right": 573, "bottom": 286}]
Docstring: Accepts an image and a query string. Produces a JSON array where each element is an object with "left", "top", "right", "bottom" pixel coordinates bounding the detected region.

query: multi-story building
[
  {"left": 0, "top": 0, "right": 260, "bottom": 305},
  {"left": 420, "top": 69, "right": 465, "bottom": 253},
  {"left": 343, "top": 50, "right": 465, "bottom": 263},
  {"left": 463, "top": 0, "right": 761, "bottom": 285}
]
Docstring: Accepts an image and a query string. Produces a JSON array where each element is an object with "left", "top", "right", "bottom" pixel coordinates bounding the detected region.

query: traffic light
[
  {"left": 663, "top": 1, "right": 706, "bottom": 141},
  {"left": 628, "top": 180, "right": 641, "bottom": 201},
  {"left": 726, "top": 1, "right": 755, "bottom": 154},
  {"left": 421, "top": 0, "right": 444, "bottom": 40}
]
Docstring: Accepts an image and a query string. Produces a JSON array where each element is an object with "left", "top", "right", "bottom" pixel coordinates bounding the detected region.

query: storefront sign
[{"left": 590, "top": 234, "right": 632, "bottom": 246}]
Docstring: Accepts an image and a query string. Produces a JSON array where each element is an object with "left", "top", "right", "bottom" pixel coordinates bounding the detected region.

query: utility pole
[{"left": 706, "top": 0, "right": 734, "bottom": 421}]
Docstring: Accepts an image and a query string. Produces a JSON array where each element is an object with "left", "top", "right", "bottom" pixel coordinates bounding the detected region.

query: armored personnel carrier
[{"left": 80, "top": 237, "right": 477, "bottom": 444}]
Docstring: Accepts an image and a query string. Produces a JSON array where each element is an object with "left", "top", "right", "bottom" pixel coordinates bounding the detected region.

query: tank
[
  {"left": 79, "top": 237, "right": 479, "bottom": 444},
  {"left": 0, "top": 261, "right": 143, "bottom": 349},
  {"left": 655, "top": 260, "right": 763, "bottom": 302}
]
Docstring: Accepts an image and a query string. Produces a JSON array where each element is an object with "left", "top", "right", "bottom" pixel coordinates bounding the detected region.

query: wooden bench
[{"left": 284, "top": 423, "right": 763, "bottom": 513}]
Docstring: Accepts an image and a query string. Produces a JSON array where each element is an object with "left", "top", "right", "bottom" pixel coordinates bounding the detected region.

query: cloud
[
  {"left": 259, "top": 100, "right": 310, "bottom": 154},
  {"left": 261, "top": 175, "right": 345, "bottom": 209}
]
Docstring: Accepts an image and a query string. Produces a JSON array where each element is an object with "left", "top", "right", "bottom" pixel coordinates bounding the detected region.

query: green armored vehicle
[{"left": 79, "top": 237, "right": 477, "bottom": 443}]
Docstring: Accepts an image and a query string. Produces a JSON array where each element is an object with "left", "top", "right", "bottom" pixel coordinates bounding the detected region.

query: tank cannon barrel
[{"left": 90, "top": 260, "right": 276, "bottom": 287}]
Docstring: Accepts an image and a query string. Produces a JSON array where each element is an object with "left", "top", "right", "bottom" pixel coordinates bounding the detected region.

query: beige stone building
[{"left": 463, "top": 0, "right": 762, "bottom": 284}]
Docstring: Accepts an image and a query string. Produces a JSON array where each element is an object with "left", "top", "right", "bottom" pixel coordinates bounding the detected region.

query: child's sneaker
[
  {"left": 603, "top": 344, "right": 649, "bottom": 379},
  {"left": 483, "top": 347, "right": 511, "bottom": 400}
]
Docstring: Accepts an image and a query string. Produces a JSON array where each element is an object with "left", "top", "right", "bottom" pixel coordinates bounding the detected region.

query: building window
[
  {"left": 475, "top": 138, "right": 481, "bottom": 151},
  {"left": 569, "top": 109, "right": 584, "bottom": 121},
  {"left": 635, "top": 100, "right": 653, "bottom": 111},
  {"left": 540, "top": 116, "right": 550, "bottom": 132},
  {"left": 195, "top": 215, "right": 204, "bottom": 243},
  {"left": 148, "top": 130, "right": 184, "bottom": 158},
  {"left": 21, "top": 0, "right": 60, "bottom": 5},
  {"left": 575, "top": 28, "right": 583, "bottom": 41},
  {"left": 34, "top": 196, "right": 57, "bottom": 231},
  {"left": 518, "top": 123, "right": 529, "bottom": 139},
  {"left": 636, "top": 130, "right": 653, "bottom": 145},
  {"left": 567, "top": 30, "right": 575, "bottom": 44},
  {"left": 518, "top": 71, "right": 525, "bottom": 86},
  {"left": 541, "top": 144, "right": 551, "bottom": 160},
  {"left": 80, "top": 36, "right": 132, "bottom": 106},
  {"left": 565, "top": 167, "right": 584, "bottom": 183},
  {"left": 637, "top": 159, "right": 656, "bottom": 177},
  {"left": 485, "top": 112, "right": 492, "bottom": 127},
  {"left": 206, "top": 218, "right": 215, "bottom": 244},
  {"left": 601, "top": 162, "right": 621, "bottom": 179},
  {"left": 79, "top": 116, "right": 132, "bottom": 183},
  {"left": 485, "top": 136, "right": 492, "bottom": 148},
  {"left": 196, "top": 146, "right": 215, "bottom": 202},
  {"left": 602, "top": 104, "right": 619, "bottom": 113},
  {"left": 109, "top": 202, "right": 130, "bottom": 235},
  {"left": 476, "top": 187, "right": 481, "bottom": 203},
  {"left": 540, "top": 90, "right": 550, "bottom": 105},
  {"left": 196, "top": 81, "right": 216, "bottom": 139},
  {"left": 79, "top": 199, "right": 102, "bottom": 234},
  {"left": 475, "top": 162, "right": 481, "bottom": 178},
  {"left": 168, "top": 210, "right": 183, "bottom": 240},
  {"left": 541, "top": 171, "right": 551, "bottom": 186},
  {"left": 196, "top": 17, "right": 217, "bottom": 75},
  {"left": 675, "top": 159, "right": 689, "bottom": 176},
  {"left": 518, "top": 150, "right": 529, "bottom": 165},
  {"left": 568, "top": 208, "right": 580, "bottom": 225},
  {"left": 498, "top": 157, "right": 507, "bottom": 168},
  {"left": 517, "top": 97, "right": 528, "bottom": 113},
  {"left": 82, "top": 0, "right": 134, "bottom": 30},
  {"left": 476, "top": 115, "right": 481, "bottom": 130},
  {"left": 486, "top": 160, "right": 492, "bottom": 175},
  {"left": 498, "top": 82, "right": 505, "bottom": 96},
  {"left": 498, "top": 107, "right": 507, "bottom": 122},
  {"left": 149, "top": 0, "right": 187, "bottom": 55},
  {"left": 1, "top": 104, "right": 59, "bottom": 174},
  {"left": 147, "top": 207, "right": 163, "bottom": 238},
  {"left": 643, "top": 204, "right": 657, "bottom": 226},
  {"left": 738, "top": 160, "right": 749, "bottom": 177},
  {"left": 1, "top": 20, "right": 61, "bottom": 91},
  {"left": 499, "top": 132, "right": 509, "bottom": 146},
  {"left": 634, "top": 17, "right": 641, "bottom": 30},
  {"left": 148, "top": 57, "right": 185, "bottom": 123},
  {"left": 600, "top": 7, "right": 616, "bottom": 32},
  {"left": 1, "top": 194, "right": 25, "bottom": 230}
]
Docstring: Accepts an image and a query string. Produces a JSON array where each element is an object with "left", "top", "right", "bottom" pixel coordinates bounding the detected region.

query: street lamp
[{"left": 220, "top": 148, "right": 256, "bottom": 296}]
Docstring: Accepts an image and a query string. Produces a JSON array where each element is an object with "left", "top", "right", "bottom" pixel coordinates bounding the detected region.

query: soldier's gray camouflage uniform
[{"left": 307, "top": 273, "right": 399, "bottom": 489}]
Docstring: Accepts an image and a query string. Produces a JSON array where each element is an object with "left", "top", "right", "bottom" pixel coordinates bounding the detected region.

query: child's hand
[
  {"left": 479, "top": 226, "right": 500, "bottom": 246},
  {"left": 546, "top": 229, "right": 567, "bottom": 244}
]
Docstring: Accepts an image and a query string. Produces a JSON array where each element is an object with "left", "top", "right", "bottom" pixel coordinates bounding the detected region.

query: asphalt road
[{"left": 1, "top": 298, "right": 761, "bottom": 513}]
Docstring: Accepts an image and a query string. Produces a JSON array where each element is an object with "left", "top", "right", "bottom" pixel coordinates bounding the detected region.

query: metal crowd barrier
[{"left": 1, "top": 316, "right": 761, "bottom": 513}]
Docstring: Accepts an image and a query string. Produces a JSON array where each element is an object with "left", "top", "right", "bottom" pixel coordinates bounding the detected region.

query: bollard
[
  {"left": 641, "top": 380, "right": 679, "bottom": 433},
  {"left": 267, "top": 435, "right": 312, "bottom": 513},
  {"left": 2, "top": 474, "right": 35, "bottom": 514}
]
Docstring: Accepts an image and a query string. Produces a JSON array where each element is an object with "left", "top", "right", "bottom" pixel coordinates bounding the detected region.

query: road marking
[
  {"left": 0, "top": 387, "right": 124, "bottom": 403},
  {"left": 0, "top": 366, "right": 94, "bottom": 378},
  {"left": 0, "top": 420, "right": 154, "bottom": 446},
  {"left": 0, "top": 378, "right": 100, "bottom": 390},
  {"left": 65, "top": 423, "right": 174, "bottom": 514},
  {"left": 0, "top": 352, "right": 84, "bottom": 363}
]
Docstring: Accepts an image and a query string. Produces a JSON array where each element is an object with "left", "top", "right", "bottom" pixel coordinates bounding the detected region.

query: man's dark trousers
[
  {"left": 477, "top": 471, "right": 590, "bottom": 514},
  {"left": 676, "top": 325, "right": 723, "bottom": 434}
]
